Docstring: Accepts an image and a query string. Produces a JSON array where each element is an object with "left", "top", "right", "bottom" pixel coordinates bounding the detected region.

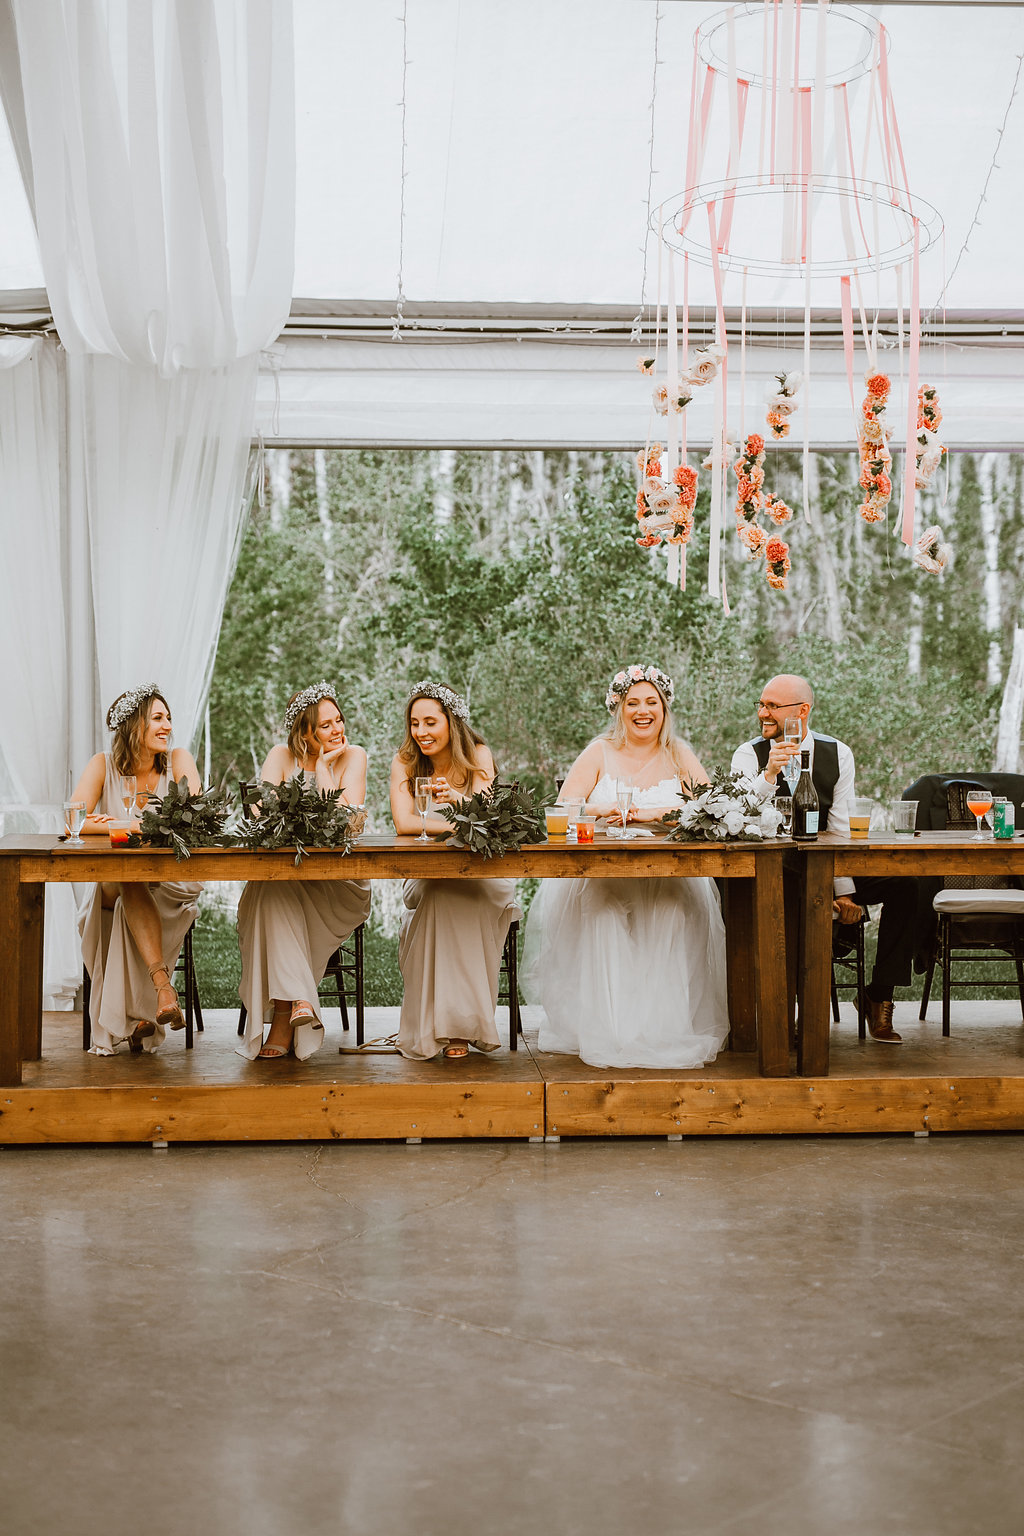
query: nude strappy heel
[{"left": 148, "top": 962, "right": 185, "bottom": 1031}]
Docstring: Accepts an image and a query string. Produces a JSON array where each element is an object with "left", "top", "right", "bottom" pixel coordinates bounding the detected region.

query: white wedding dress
[{"left": 521, "top": 754, "right": 730, "bottom": 1069}]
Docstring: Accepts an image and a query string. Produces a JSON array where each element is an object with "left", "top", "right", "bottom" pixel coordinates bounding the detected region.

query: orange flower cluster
[
  {"left": 732, "top": 433, "right": 793, "bottom": 590},
  {"left": 634, "top": 444, "right": 698, "bottom": 549},
  {"left": 914, "top": 385, "right": 946, "bottom": 491},
  {"left": 858, "top": 372, "right": 893, "bottom": 523}
]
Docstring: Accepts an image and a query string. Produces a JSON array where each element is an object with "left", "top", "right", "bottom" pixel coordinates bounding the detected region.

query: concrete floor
[{"left": 3, "top": 1136, "right": 1024, "bottom": 1536}]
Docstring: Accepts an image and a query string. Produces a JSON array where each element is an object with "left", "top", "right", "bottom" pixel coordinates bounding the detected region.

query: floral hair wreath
[
  {"left": 408, "top": 679, "right": 470, "bottom": 722},
  {"left": 605, "top": 664, "right": 675, "bottom": 714},
  {"left": 284, "top": 681, "right": 339, "bottom": 732},
  {"left": 106, "top": 684, "right": 162, "bottom": 733}
]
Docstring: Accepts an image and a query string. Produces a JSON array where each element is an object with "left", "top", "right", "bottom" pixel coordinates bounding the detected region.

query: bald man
[{"left": 731, "top": 674, "right": 914, "bottom": 1042}]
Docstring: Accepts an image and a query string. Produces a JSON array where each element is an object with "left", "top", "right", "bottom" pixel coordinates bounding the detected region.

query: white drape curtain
[
  {"left": 0, "top": 0, "right": 295, "bottom": 1007},
  {"left": 0, "top": 338, "right": 81, "bottom": 1007},
  {"left": 68, "top": 352, "right": 259, "bottom": 749},
  {"left": 3, "top": 0, "right": 294, "bottom": 374}
]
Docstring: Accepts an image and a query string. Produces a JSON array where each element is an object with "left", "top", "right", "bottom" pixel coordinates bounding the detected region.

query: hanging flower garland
[
  {"left": 857, "top": 372, "right": 894, "bottom": 523},
  {"left": 632, "top": 342, "right": 726, "bottom": 550},
  {"left": 731, "top": 433, "right": 795, "bottom": 589},
  {"left": 914, "top": 384, "right": 946, "bottom": 490},
  {"left": 765, "top": 371, "right": 802, "bottom": 440},
  {"left": 912, "top": 524, "right": 953, "bottom": 576}
]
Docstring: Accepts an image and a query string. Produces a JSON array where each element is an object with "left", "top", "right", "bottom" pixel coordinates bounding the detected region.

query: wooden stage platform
[{"left": 3, "top": 1002, "right": 1024, "bottom": 1145}]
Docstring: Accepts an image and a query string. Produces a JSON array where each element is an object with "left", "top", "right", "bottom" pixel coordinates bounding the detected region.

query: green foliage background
[{"left": 191, "top": 447, "right": 1021, "bottom": 1007}]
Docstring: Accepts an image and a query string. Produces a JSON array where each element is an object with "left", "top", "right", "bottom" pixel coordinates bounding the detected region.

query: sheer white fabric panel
[
  {"left": 0, "top": 339, "right": 81, "bottom": 1007},
  {"left": 6, "top": 0, "right": 294, "bottom": 372},
  {"left": 68, "top": 353, "right": 259, "bottom": 753}
]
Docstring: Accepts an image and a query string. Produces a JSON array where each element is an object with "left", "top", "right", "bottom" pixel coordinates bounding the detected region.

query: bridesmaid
[
  {"left": 72, "top": 685, "right": 203, "bottom": 1054},
  {"left": 389, "top": 681, "right": 520, "bottom": 1060},
  {"left": 236, "top": 682, "right": 372, "bottom": 1061}
]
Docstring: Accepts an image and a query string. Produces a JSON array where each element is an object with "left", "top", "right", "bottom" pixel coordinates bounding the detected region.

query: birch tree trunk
[
  {"left": 980, "top": 452, "right": 1002, "bottom": 687},
  {"left": 995, "top": 626, "right": 1024, "bottom": 772},
  {"left": 313, "top": 448, "right": 334, "bottom": 611},
  {"left": 433, "top": 448, "right": 456, "bottom": 526},
  {"left": 804, "top": 456, "right": 844, "bottom": 643}
]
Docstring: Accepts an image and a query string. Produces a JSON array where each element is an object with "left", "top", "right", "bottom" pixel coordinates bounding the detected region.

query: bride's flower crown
[
  {"left": 284, "top": 681, "right": 339, "bottom": 731},
  {"left": 106, "top": 684, "right": 162, "bottom": 733},
  {"left": 408, "top": 679, "right": 470, "bottom": 721},
  {"left": 605, "top": 664, "right": 675, "bottom": 713}
]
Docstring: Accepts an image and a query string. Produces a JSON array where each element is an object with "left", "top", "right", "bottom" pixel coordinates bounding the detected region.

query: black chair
[
  {"left": 499, "top": 919, "right": 523, "bottom": 1051},
  {"left": 830, "top": 915, "right": 867, "bottom": 1039},
  {"left": 908, "top": 776, "right": 1024, "bottom": 1036},
  {"left": 83, "top": 926, "right": 203, "bottom": 1050},
  {"left": 237, "top": 922, "right": 366, "bottom": 1045}
]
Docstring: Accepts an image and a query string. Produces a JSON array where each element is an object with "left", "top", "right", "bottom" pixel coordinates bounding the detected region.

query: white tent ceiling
[{"left": 2, "top": 0, "right": 1022, "bottom": 447}]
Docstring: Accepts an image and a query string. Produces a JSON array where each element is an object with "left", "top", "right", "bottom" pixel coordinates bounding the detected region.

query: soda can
[{"left": 993, "top": 799, "right": 1015, "bottom": 839}]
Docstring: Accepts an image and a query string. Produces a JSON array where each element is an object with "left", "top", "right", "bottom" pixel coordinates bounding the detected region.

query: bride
[{"left": 521, "top": 663, "right": 730, "bottom": 1069}]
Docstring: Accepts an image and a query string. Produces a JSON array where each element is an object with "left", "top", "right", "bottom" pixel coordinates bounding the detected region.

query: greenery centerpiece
[
  {"left": 439, "top": 778, "right": 545, "bottom": 858},
  {"left": 662, "top": 769, "right": 783, "bottom": 842},
  {"left": 238, "top": 773, "right": 364, "bottom": 866},
  {"left": 131, "top": 778, "right": 234, "bottom": 860}
]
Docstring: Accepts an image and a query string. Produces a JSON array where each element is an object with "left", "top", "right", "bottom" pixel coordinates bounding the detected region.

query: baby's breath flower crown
[
  {"left": 605, "top": 664, "right": 675, "bottom": 714},
  {"left": 284, "top": 682, "right": 338, "bottom": 732},
  {"left": 408, "top": 680, "right": 470, "bottom": 722},
  {"left": 106, "top": 684, "right": 162, "bottom": 733}
]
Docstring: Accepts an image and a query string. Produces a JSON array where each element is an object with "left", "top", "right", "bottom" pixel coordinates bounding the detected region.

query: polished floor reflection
[{"left": 3, "top": 1134, "right": 1023, "bottom": 1535}]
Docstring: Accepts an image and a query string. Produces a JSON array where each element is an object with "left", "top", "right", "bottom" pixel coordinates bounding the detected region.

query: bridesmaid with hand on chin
[
  {"left": 389, "top": 681, "right": 520, "bottom": 1060},
  {"left": 73, "top": 685, "right": 203, "bottom": 1055},
  {"left": 236, "top": 683, "right": 372, "bottom": 1061}
]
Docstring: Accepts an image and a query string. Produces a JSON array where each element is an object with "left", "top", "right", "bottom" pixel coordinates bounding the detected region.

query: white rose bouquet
[{"left": 662, "top": 769, "right": 783, "bottom": 843}]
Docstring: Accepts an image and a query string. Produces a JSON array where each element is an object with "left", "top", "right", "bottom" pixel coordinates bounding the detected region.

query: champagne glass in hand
[
  {"left": 414, "top": 777, "right": 433, "bottom": 841},
  {"left": 782, "top": 718, "right": 802, "bottom": 793}
]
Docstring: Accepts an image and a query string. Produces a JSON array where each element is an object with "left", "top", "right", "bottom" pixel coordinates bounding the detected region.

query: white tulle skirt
[{"left": 521, "top": 875, "right": 730, "bottom": 1069}]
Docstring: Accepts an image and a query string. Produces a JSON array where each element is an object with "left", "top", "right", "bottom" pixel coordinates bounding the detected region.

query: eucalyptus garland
[
  {"left": 440, "top": 779, "right": 545, "bottom": 858},
  {"left": 239, "top": 773, "right": 362, "bottom": 865},
  {"left": 131, "top": 777, "right": 234, "bottom": 860}
]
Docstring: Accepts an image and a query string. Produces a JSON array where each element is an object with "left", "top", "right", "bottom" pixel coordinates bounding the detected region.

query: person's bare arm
[
  {"left": 389, "top": 754, "right": 451, "bottom": 835},
  {"left": 169, "top": 748, "right": 202, "bottom": 794},
  {"left": 71, "top": 754, "right": 112, "bottom": 835}
]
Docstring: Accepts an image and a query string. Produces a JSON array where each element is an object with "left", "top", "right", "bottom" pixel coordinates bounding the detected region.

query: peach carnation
[
  {"left": 765, "top": 536, "right": 789, "bottom": 564},
  {"left": 866, "top": 373, "right": 890, "bottom": 401}
]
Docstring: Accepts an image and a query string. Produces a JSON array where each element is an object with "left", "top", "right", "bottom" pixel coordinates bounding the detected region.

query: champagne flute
[
  {"left": 414, "top": 777, "right": 432, "bottom": 841},
  {"left": 782, "top": 718, "right": 802, "bottom": 794},
  {"left": 965, "top": 790, "right": 994, "bottom": 841},
  {"left": 123, "top": 774, "right": 138, "bottom": 825},
  {"left": 615, "top": 779, "right": 633, "bottom": 838}
]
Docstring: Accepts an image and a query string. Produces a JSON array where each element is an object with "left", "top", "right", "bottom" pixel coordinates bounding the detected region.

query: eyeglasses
[{"left": 757, "top": 700, "right": 804, "bottom": 712}]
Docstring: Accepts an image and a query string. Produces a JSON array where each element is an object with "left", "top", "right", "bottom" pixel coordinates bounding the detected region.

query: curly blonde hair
[{"left": 107, "top": 690, "right": 170, "bottom": 778}]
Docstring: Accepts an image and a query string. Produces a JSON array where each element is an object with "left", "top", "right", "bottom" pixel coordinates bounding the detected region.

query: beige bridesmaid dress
[
  {"left": 397, "top": 878, "right": 521, "bottom": 1059},
  {"left": 78, "top": 756, "right": 203, "bottom": 1055},
  {"left": 236, "top": 758, "right": 372, "bottom": 1060}
]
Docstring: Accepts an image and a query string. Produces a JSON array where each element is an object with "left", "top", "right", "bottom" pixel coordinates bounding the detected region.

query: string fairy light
[
  {"left": 930, "top": 49, "right": 1023, "bottom": 312},
  {"left": 630, "top": 0, "right": 663, "bottom": 344},
  {"left": 392, "top": 1, "right": 410, "bottom": 341}
]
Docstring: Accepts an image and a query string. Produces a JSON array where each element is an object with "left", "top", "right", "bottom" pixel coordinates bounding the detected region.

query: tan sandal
[
  {"left": 148, "top": 963, "right": 185, "bottom": 1031},
  {"left": 128, "top": 1020, "right": 156, "bottom": 1054},
  {"left": 442, "top": 1042, "right": 470, "bottom": 1059}
]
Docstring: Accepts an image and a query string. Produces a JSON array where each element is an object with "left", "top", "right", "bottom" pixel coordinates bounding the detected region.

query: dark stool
[
  {"left": 237, "top": 922, "right": 366, "bottom": 1046},
  {"left": 83, "top": 926, "right": 203, "bottom": 1050},
  {"left": 499, "top": 920, "right": 523, "bottom": 1051},
  {"left": 830, "top": 915, "right": 867, "bottom": 1040}
]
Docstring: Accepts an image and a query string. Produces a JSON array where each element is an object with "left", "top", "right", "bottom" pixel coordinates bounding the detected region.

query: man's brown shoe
[{"left": 865, "top": 996, "right": 902, "bottom": 1042}]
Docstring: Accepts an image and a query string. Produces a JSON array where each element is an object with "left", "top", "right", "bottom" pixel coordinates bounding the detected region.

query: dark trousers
[{"left": 852, "top": 875, "right": 918, "bottom": 998}]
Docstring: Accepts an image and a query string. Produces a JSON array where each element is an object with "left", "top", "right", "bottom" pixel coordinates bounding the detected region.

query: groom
[{"left": 731, "top": 673, "right": 915, "bottom": 1042}]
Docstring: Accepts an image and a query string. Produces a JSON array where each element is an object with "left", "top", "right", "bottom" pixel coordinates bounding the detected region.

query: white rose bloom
[
  {"left": 724, "top": 809, "right": 746, "bottom": 836},
  {"left": 782, "top": 372, "right": 803, "bottom": 393}
]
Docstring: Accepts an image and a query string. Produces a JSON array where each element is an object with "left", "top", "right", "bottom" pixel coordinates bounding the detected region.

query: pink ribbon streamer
[{"left": 901, "top": 217, "right": 921, "bottom": 546}]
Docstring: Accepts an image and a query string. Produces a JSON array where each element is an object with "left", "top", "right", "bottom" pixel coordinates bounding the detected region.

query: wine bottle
[{"left": 792, "top": 748, "right": 820, "bottom": 841}]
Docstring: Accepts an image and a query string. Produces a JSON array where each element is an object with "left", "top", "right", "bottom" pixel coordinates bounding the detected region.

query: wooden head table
[
  {"left": 0, "top": 830, "right": 792, "bottom": 1085},
  {"left": 795, "top": 830, "right": 1024, "bottom": 1076}
]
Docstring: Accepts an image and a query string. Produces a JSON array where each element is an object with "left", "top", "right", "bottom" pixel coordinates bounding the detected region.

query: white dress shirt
[{"left": 730, "top": 730, "right": 857, "bottom": 897}]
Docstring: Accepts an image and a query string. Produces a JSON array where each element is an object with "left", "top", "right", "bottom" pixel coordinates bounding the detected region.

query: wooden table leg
[
  {"left": 0, "top": 859, "right": 24, "bottom": 1085},
  {"left": 19, "top": 883, "right": 45, "bottom": 1061},
  {"left": 753, "top": 847, "right": 790, "bottom": 1077},
  {"left": 723, "top": 878, "right": 757, "bottom": 1053},
  {"left": 798, "top": 847, "right": 835, "bottom": 1077}
]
